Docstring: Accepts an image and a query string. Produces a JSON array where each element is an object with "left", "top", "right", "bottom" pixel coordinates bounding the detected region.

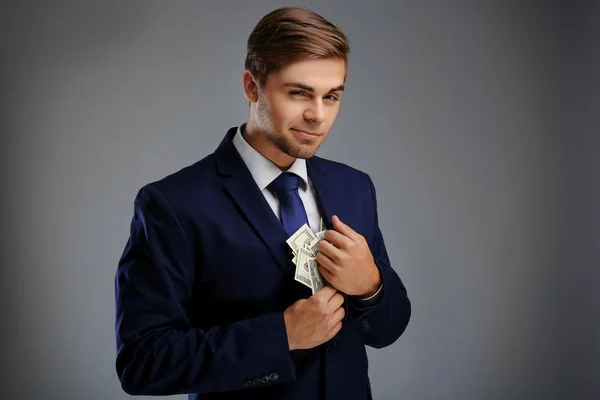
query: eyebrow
[{"left": 283, "top": 82, "right": 345, "bottom": 93}]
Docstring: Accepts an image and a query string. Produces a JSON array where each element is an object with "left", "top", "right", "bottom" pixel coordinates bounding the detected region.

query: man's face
[{"left": 253, "top": 57, "right": 346, "bottom": 160}]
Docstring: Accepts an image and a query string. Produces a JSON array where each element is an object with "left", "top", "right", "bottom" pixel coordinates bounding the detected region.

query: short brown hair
[{"left": 245, "top": 6, "right": 350, "bottom": 87}]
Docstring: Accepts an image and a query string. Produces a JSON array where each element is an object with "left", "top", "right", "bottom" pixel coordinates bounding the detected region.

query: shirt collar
[{"left": 232, "top": 123, "right": 308, "bottom": 191}]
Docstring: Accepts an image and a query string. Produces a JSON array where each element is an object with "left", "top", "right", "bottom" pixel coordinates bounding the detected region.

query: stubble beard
[
  {"left": 267, "top": 132, "right": 317, "bottom": 160},
  {"left": 257, "top": 94, "right": 319, "bottom": 160}
]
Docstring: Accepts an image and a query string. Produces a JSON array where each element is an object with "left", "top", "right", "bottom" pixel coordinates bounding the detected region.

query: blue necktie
[{"left": 268, "top": 172, "right": 309, "bottom": 236}]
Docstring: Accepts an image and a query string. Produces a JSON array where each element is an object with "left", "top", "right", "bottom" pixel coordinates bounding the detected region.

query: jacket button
[
  {"left": 269, "top": 372, "right": 279, "bottom": 381},
  {"left": 261, "top": 375, "right": 270, "bottom": 384},
  {"left": 244, "top": 380, "right": 252, "bottom": 388},
  {"left": 362, "top": 318, "right": 371, "bottom": 331},
  {"left": 253, "top": 378, "right": 262, "bottom": 386}
]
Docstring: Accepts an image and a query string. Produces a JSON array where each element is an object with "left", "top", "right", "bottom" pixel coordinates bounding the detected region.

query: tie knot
[{"left": 268, "top": 172, "right": 301, "bottom": 196}]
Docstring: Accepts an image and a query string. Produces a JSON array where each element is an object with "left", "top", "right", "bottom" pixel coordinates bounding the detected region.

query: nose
[{"left": 304, "top": 100, "right": 325, "bottom": 124}]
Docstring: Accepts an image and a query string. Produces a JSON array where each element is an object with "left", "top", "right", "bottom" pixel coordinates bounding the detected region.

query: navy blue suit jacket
[{"left": 114, "top": 127, "right": 411, "bottom": 399}]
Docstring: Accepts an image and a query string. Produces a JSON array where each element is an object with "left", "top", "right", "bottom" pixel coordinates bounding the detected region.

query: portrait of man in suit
[{"left": 114, "top": 6, "right": 411, "bottom": 400}]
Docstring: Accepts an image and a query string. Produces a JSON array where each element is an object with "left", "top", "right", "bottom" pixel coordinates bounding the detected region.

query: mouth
[{"left": 291, "top": 128, "right": 322, "bottom": 140}]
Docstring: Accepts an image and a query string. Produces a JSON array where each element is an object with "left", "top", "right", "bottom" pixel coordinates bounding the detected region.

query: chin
[
  {"left": 289, "top": 147, "right": 318, "bottom": 160},
  {"left": 270, "top": 133, "right": 320, "bottom": 159}
]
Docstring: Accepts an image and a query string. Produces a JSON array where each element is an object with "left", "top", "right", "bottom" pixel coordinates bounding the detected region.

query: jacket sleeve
[
  {"left": 350, "top": 175, "right": 412, "bottom": 348},
  {"left": 114, "top": 184, "right": 295, "bottom": 395}
]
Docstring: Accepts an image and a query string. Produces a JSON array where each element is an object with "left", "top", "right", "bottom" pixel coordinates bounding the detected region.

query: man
[{"left": 114, "top": 6, "right": 411, "bottom": 400}]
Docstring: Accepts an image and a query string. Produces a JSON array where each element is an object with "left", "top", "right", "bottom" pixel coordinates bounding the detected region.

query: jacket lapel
[
  {"left": 307, "top": 157, "right": 337, "bottom": 230},
  {"left": 214, "top": 128, "right": 293, "bottom": 277}
]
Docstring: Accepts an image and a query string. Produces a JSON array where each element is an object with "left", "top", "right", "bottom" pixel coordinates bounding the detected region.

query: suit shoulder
[
  {"left": 312, "top": 156, "right": 371, "bottom": 181},
  {"left": 132, "top": 152, "right": 216, "bottom": 207}
]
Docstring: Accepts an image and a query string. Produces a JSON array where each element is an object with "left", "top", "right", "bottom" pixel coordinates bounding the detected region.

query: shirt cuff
[{"left": 351, "top": 283, "right": 384, "bottom": 310}]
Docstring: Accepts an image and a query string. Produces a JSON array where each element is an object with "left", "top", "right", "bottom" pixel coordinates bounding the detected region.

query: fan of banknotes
[{"left": 286, "top": 218, "right": 328, "bottom": 294}]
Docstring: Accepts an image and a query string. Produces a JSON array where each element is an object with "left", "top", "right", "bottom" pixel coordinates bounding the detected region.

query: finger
[
  {"left": 331, "top": 215, "right": 361, "bottom": 241},
  {"left": 327, "top": 292, "right": 345, "bottom": 311},
  {"left": 322, "top": 230, "right": 353, "bottom": 250},
  {"left": 316, "top": 251, "right": 338, "bottom": 273},
  {"left": 331, "top": 305, "right": 345, "bottom": 322},
  {"left": 328, "top": 321, "right": 343, "bottom": 338},
  {"left": 319, "top": 261, "right": 338, "bottom": 281},
  {"left": 318, "top": 265, "right": 336, "bottom": 290},
  {"left": 318, "top": 239, "right": 343, "bottom": 262},
  {"left": 319, "top": 263, "right": 332, "bottom": 281},
  {"left": 312, "top": 285, "right": 338, "bottom": 302}
]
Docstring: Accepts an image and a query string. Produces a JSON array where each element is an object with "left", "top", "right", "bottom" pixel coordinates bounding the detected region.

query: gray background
[{"left": 1, "top": 1, "right": 598, "bottom": 399}]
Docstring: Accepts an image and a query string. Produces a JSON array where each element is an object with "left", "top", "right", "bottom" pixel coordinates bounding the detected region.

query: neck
[{"left": 242, "top": 120, "right": 295, "bottom": 171}]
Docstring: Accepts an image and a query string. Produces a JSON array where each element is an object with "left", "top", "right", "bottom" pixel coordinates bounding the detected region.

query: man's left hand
[{"left": 316, "top": 215, "right": 381, "bottom": 297}]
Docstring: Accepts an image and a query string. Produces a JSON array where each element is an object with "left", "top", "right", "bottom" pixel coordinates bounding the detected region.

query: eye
[
  {"left": 290, "top": 91, "right": 307, "bottom": 97},
  {"left": 324, "top": 94, "right": 339, "bottom": 102}
]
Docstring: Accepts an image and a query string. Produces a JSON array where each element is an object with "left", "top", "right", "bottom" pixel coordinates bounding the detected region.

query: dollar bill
[
  {"left": 316, "top": 230, "right": 325, "bottom": 241},
  {"left": 294, "top": 248, "right": 313, "bottom": 289},
  {"left": 287, "top": 221, "right": 328, "bottom": 292},
  {"left": 286, "top": 223, "right": 317, "bottom": 255},
  {"left": 308, "top": 257, "right": 326, "bottom": 294},
  {"left": 295, "top": 248, "right": 313, "bottom": 289},
  {"left": 307, "top": 236, "right": 319, "bottom": 256},
  {"left": 309, "top": 230, "right": 327, "bottom": 255}
]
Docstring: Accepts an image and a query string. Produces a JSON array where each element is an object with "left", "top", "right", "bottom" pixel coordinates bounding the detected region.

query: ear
[{"left": 242, "top": 70, "right": 259, "bottom": 103}]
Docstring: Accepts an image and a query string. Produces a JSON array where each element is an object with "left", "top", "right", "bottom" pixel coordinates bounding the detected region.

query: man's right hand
[{"left": 283, "top": 286, "right": 345, "bottom": 351}]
